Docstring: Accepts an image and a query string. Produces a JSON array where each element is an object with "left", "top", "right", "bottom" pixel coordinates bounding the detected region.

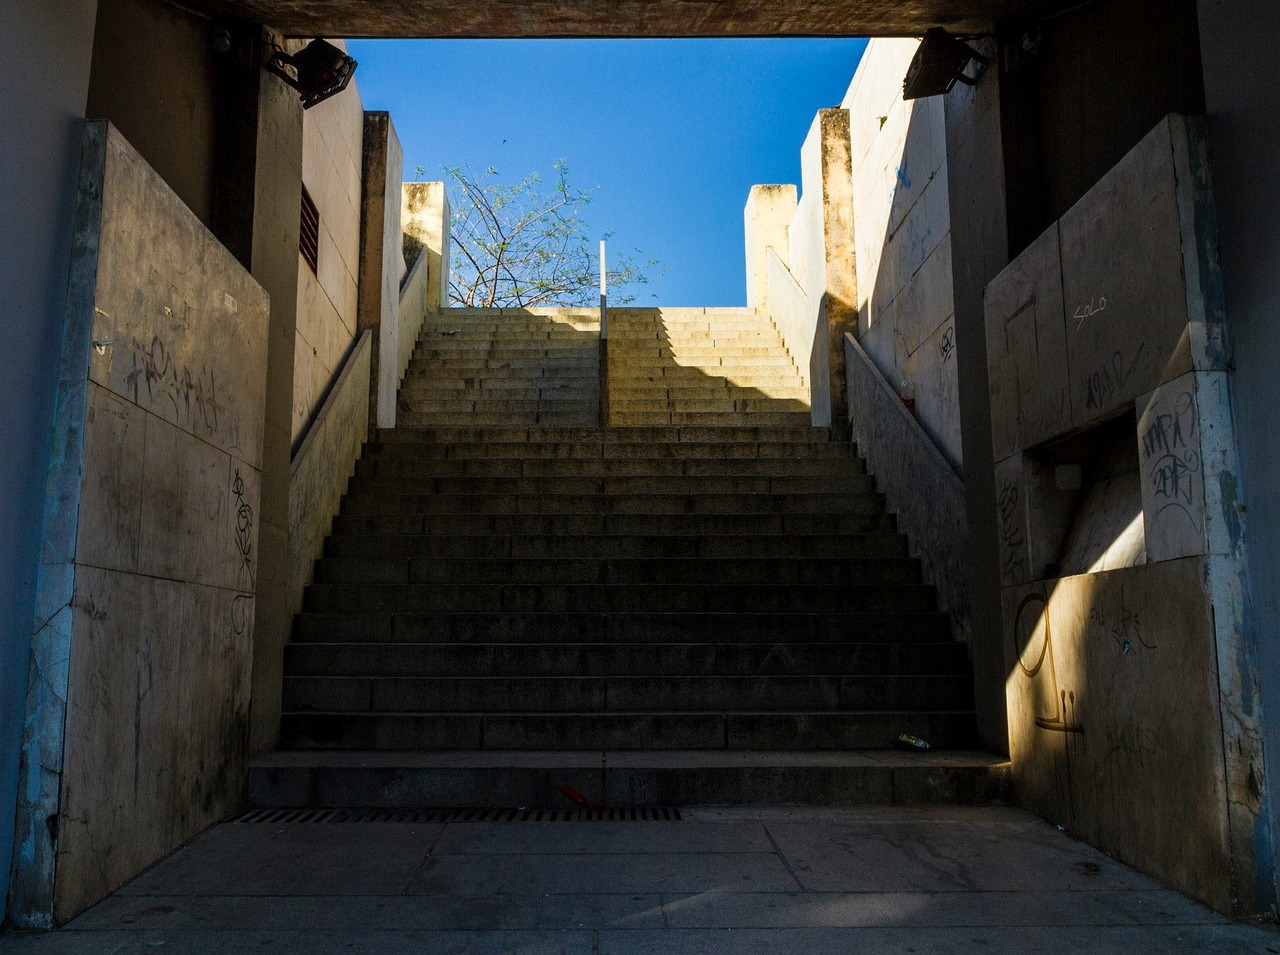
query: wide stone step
[
  {"left": 292, "top": 611, "right": 951, "bottom": 645},
  {"left": 324, "top": 532, "right": 905, "bottom": 560},
  {"left": 283, "top": 641, "right": 969, "bottom": 678},
  {"left": 338, "top": 490, "right": 884, "bottom": 516},
  {"left": 398, "top": 411, "right": 599, "bottom": 427},
  {"left": 330, "top": 510, "right": 897, "bottom": 538},
  {"left": 402, "top": 366, "right": 598, "bottom": 380},
  {"left": 246, "top": 750, "right": 1011, "bottom": 809},
  {"left": 415, "top": 351, "right": 599, "bottom": 365},
  {"left": 607, "top": 398, "right": 809, "bottom": 414},
  {"left": 276, "top": 710, "right": 977, "bottom": 751},
  {"left": 311, "top": 555, "right": 921, "bottom": 587},
  {"left": 609, "top": 363, "right": 800, "bottom": 377},
  {"left": 361, "top": 440, "right": 856, "bottom": 461},
  {"left": 345, "top": 473, "right": 873, "bottom": 496},
  {"left": 607, "top": 411, "right": 813, "bottom": 427},
  {"left": 416, "top": 356, "right": 599, "bottom": 369},
  {"left": 403, "top": 398, "right": 599, "bottom": 414},
  {"left": 399, "top": 378, "right": 599, "bottom": 394},
  {"left": 355, "top": 455, "right": 864, "bottom": 477},
  {"left": 371, "top": 425, "right": 835, "bottom": 444},
  {"left": 302, "top": 582, "right": 936, "bottom": 614},
  {"left": 282, "top": 674, "right": 974, "bottom": 714},
  {"left": 609, "top": 385, "right": 810, "bottom": 400}
]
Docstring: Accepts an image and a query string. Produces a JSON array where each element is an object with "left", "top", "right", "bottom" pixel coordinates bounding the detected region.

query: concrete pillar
[
  {"left": 357, "top": 112, "right": 403, "bottom": 430},
  {"left": 942, "top": 39, "right": 1011, "bottom": 755},
  {"left": 743, "top": 184, "right": 796, "bottom": 311},
  {"left": 1198, "top": 0, "right": 1280, "bottom": 912},
  {"left": 808, "top": 109, "right": 857, "bottom": 439},
  {"left": 206, "top": 24, "right": 306, "bottom": 757},
  {"left": 403, "top": 181, "right": 452, "bottom": 311}
]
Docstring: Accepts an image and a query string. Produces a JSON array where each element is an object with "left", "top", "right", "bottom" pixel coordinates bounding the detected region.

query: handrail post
[{"left": 599, "top": 239, "right": 609, "bottom": 427}]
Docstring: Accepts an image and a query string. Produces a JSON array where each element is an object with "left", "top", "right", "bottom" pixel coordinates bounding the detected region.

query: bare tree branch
[{"left": 439, "top": 162, "right": 663, "bottom": 308}]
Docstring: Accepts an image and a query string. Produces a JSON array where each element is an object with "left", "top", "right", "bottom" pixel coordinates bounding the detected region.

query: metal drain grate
[{"left": 230, "top": 807, "right": 682, "bottom": 824}]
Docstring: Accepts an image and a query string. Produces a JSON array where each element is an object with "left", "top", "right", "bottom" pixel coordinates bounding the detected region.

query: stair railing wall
[{"left": 844, "top": 332, "right": 970, "bottom": 642}]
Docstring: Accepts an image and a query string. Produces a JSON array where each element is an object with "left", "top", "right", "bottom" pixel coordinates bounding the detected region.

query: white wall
[
  {"left": 844, "top": 39, "right": 960, "bottom": 471},
  {"left": 0, "top": 0, "right": 100, "bottom": 921}
]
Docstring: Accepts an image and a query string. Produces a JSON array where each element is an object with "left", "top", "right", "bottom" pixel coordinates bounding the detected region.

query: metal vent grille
[
  {"left": 299, "top": 185, "right": 320, "bottom": 274},
  {"left": 230, "top": 807, "right": 682, "bottom": 824}
]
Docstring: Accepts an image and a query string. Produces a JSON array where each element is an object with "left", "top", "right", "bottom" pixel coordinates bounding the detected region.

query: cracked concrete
[{"left": 2, "top": 806, "right": 1277, "bottom": 953}]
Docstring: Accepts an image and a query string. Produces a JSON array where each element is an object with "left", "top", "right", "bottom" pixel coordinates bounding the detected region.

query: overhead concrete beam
[{"left": 187, "top": 0, "right": 1043, "bottom": 38}]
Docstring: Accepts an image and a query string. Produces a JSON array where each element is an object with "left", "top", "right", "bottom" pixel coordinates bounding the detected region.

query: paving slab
[{"left": 3, "top": 806, "right": 1277, "bottom": 954}]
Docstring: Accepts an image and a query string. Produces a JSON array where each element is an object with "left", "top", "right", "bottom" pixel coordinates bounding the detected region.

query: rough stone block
[
  {"left": 1060, "top": 117, "right": 1192, "bottom": 429},
  {"left": 984, "top": 224, "right": 1070, "bottom": 460},
  {"left": 1136, "top": 372, "right": 1206, "bottom": 562},
  {"left": 1001, "top": 559, "right": 1231, "bottom": 912}
]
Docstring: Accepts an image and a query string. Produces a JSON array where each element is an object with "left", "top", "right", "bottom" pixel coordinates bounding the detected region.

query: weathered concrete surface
[
  {"left": 1197, "top": 5, "right": 1280, "bottom": 913},
  {"left": 293, "top": 49, "right": 365, "bottom": 442},
  {"left": 402, "top": 181, "right": 451, "bottom": 313},
  {"left": 7, "top": 806, "right": 1278, "bottom": 953},
  {"left": 287, "top": 331, "right": 371, "bottom": 631},
  {"left": 743, "top": 185, "right": 795, "bottom": 314},
  {"left": 760, "top": 110, "right": 854, "bottom": 430},
  {"left": 186, "top": 0, "right": 1037, "bottom": 38},
  {"left": 847, "top": 40, "right": 960, "bottom": 471},
  {"left": 845, "top": 333, "right": 968, "bottom": 643},
  {"left": 356, "top": 112, "right": 404, "bottom": 429},
  {"left": 986, "top": 114, "right": 1272, "bottom": 915},
  {"left": 247, "top": 56, "right": 306, "bottom": 759},
  {"left": 396, "top": 245, "right": 430, "bottom": 393},
  {"left": 1002, "top": 561, "right": 1232, "bottom": 910},
  {"left": 11, "top": 123, "right": 268, "bottom": 927},
  {"left": 941, "top": 37, "right": 1009, "bottom": 758}
]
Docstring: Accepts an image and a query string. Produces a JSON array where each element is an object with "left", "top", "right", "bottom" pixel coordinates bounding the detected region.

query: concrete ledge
[
  {"left": 247, "top": 750, "right": 1011, "bottom": 809},
  {"left": 845, "top": 332, "right": 970, "bottom": 641}
]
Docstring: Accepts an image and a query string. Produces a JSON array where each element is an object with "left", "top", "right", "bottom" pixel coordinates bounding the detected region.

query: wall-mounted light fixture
[
  {"left": 267, "top": 39, "right": 357, "bottom": 109},
  {"left": 902, "top": 28, "right": 990, "bottom": 100}
]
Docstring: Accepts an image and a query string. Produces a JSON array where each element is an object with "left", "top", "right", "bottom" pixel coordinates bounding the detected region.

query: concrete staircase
[
  {"left": 398, "top": 308, "right": 600, "bottom": 427},
  {"left": 251, "top": 307, "right": 1008, "bottom": 808},
  {"left": 606, "top": 307, "right": 811, "bottom": 426}
]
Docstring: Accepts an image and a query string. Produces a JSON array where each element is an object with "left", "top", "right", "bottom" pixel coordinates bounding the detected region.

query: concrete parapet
[
  {"left": 402, "top": 181, "right": 451, "bottom": 311},
  {"left": 288, "top": 330, "right": 372, "bottom": 632},
  {"left": 11, "top": 124, "right": 269, "bottom": 926},
  {"left": 845, "top": 332, "right": 969, "bottom": 643},
  {"left": 744, "top": 184, "right": 796, "bottom": 312},
  {"left": 357, "top": 112, "right": 404, "bottom": 429}
]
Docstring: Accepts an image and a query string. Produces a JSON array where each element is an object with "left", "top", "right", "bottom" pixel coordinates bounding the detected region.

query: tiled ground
[{"left": 2, "top": 806, "right": 1278, "bottom": 954}]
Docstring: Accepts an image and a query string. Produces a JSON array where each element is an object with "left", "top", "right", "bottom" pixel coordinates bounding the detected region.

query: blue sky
[{"left": 348, "top": 39, "right": 868, "bottom": 305}]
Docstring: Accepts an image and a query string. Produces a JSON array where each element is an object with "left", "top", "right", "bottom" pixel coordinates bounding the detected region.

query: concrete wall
[
  {"left": 1197, "top": 0, "right": 1280, "bottom": 912},
  {"left": 846, "top": 333, "right": 969, "bottom": 640},
  {"left": 750, "top": 110, "right": 855, "bottom": 430},
  {"left": 941, "top": 38, "right": 1010, "bottom": 754},
  {"left": 85, "top": 0, "right": 217, "bottom": 227},
  {"left": 0, "top": 0, "right": 100, "bottom": 921},
  {"left": 11, "top": 123, "right": 269, "bottom": 926},
  {"left": 287, "top": 331, "right": 371, "bottom": 624},
  {"left": 294, "top": 48, "right": 365, "bottom": 442},
  {"left": 245, "top": 44, "right": 306, "bottom": 757},
  {"left": 844, "top": 40, "right": 960, "bottom": 471},
  {"left": 403, "top": 181, "right": 452, "bottom": 314},
  {"left": 358, "top": 113, "right": 405, "bottom": 429},
  {"left": 397, "top": 243, "right": 432, "bottom": 385},
  {"left": 986, "top": 114, "right": 1269, "bottom": 914}
]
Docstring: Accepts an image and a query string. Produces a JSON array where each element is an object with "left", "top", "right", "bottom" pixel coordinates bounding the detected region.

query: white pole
[{"left": 599, "top": 239, "right": 608, "bottom": 340}]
